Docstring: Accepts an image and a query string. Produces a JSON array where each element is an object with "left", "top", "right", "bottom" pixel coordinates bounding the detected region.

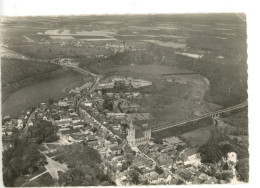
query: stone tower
[{"left": 126, "top": 118, "right": 136, "bottom": 146}]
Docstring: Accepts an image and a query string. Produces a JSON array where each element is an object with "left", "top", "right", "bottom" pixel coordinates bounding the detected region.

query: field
[
  {"left": 11, "top": 43, "right": 112, "bottom": 60},
  {"left": 2, "top": 76, "right": 85, "bottom": 118},
  {"left": 106, "top": 65, "right": 192, "bottom": 76},
  {"left": 180, "top": 125, "right": 215, "bottom": 146},
  {"left": 137, "top": 95, "right": 221, "bottom": 126},
  {"left": 99, "top": 64, "right": 219, "bottom": 126}
]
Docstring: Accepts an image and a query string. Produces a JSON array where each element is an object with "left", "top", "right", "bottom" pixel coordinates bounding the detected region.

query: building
[
  {"left": 58, "top": 101, "right": 68, "bottom": 107},
  {"left": 126, "top": 119, "right": 151, "bottom": 146}
]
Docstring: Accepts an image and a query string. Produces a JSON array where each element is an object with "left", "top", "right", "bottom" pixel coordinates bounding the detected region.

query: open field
[
  {"left": 11, "top": 43, "right": 113, "bottom": 60},
  {"left": 180, "top": 125, "right": 214, "bottom": 146},
  {"left": 106, "top": 65, "right": 192, "bottom": 75},
  {"left": 2, "top": 76, "right": 84, "bottom": 118},
  {"left": 137, "top": 95, "right": 221, "bottom": 126}
]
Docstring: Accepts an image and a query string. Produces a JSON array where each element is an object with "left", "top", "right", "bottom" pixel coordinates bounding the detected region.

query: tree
[
  {"left": 59, "top": 168, "right": 92, "bottom": 186},
  {"left": 154, "top": 137, "right": 163, "bottom": 144},
  {"left": 219, "top": 144, "right": 236, "bottom": 156},
  {"left": 129, "top": 169, "right": 140, "bottom": 185},
  {"left": 236, "top": 158, "right": 249, "bottom": 182},
  {"left": 198, "top": 141, "right": 223, "bottom": 163},
  {"left": 29, "top": 120, "right": 59, "bottom": 144},
  {"left": 103, "top": 97, "right": 113, "bottom": 111},
  {"left": 48, "top": 98, "right": 54, "bottom": 105}
]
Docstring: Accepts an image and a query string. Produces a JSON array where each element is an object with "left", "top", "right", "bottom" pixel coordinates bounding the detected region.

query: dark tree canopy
[
  {"left": 28, "top": 120, "right": 59, "bottom": 144},
  {"left": 236, "top": 158, "right": 249, "bottom": 182}
]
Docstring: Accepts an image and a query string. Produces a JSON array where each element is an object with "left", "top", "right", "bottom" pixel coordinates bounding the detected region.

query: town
[
  {"left": 2, "top": 65, "right": 245, "bottom": 186},
  {"left": 1, "top": 14, "right": 248, "bottom": 187}
]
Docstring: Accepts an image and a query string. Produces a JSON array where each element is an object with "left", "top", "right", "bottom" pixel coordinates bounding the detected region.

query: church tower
[{"left": 126, "top": 118, "right": 136, "bottom": 146}]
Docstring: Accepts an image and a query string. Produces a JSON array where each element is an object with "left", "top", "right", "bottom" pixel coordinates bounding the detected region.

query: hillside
[{"left": 1, "top": 58, "right": 61, "bottom": 86}]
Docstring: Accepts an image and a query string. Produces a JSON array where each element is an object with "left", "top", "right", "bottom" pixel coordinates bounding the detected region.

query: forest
[{"left": 1, "top": 58, "right": 61, "bottom": 86}]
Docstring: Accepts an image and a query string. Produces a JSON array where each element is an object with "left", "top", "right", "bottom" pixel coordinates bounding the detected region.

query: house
[
  {"left": 140, "top": 169, "right": 159, "bottom": 183},
  {"left": 112, "top": 155, "right": 123, "bottom": 163},
  {"left": 56, "top": 120, "right": 72, "bottom": 128},
  {"left": 70, "top": 113, "right": 81, "bottom": 123},
  {"left": 59, "top": 127, "right": 71, "bottom": 131},
  {"left": 184, "top": 153, "right": 201, "bottom": 167},
  {"left": 87, "top": 139, "right": 99, "bottom": 147},
  {"left": 28, "top": 120, "right": 34, "bottom": 127},
  {"left": 60, "top": 115, "right": 72, "bottom": 122},
  {"left": 2, "top": 127, "right": 13, "bottom": 136},
  {"left": 179, "top": 147, "right": 198, "bottom": 161},
  {"left": 84, "top": 102, "right": 93, "bottom": 107},
  {"left": 73, "top": 121, "right": 84, "bottom": 129},
  {"left": 107, "top": 113, "right": 126, "bottom": 118},
  {"left": 112, "top": 124, "right": 121, "bottom": 131},
  {"left": 17, "top": 119, "right": 24, "bottom": 129},
  {"left": 157, "top": 153, "right": 173, "bottom": 167},
  {"left": 59, "top": 101, "right": 68, "bottom": 107}
]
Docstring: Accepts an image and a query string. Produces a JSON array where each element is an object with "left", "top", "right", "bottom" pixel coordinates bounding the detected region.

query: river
[{"left": 2, "top": 76, "right": 83, "bottom": 118}]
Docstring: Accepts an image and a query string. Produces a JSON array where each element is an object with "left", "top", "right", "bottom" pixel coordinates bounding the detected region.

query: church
[{"left": 126, "top": 119, "right": 151, "bottom": 146}]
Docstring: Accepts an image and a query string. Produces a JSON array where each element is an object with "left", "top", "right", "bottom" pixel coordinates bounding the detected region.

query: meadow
[{"left": 180, "top": 125, "right": 215, "bottom": 146}]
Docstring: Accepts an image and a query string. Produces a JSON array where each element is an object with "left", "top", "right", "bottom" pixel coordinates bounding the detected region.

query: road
[
  {"left": 63, "top": 64, "right": 102, "bottom": 117},
  {"left": 38, "top": 150, "right": 68, "bottom": 180},
  {"left": 20, "top": 111, "right": 36, "bottom": 138},
  {"left": 152, "top": 101, "right": 248, "bottom": 132},
  {"left": 62, "top": 64, "right": 98, "bottom": 77},
  {"left": 64, "top": 65, "right": 121, "bottom": 139}
]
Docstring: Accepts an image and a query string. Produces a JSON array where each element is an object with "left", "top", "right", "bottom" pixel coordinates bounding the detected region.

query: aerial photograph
[{"left": 1, "top": 14, "right": 248, "bottom": 186}]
